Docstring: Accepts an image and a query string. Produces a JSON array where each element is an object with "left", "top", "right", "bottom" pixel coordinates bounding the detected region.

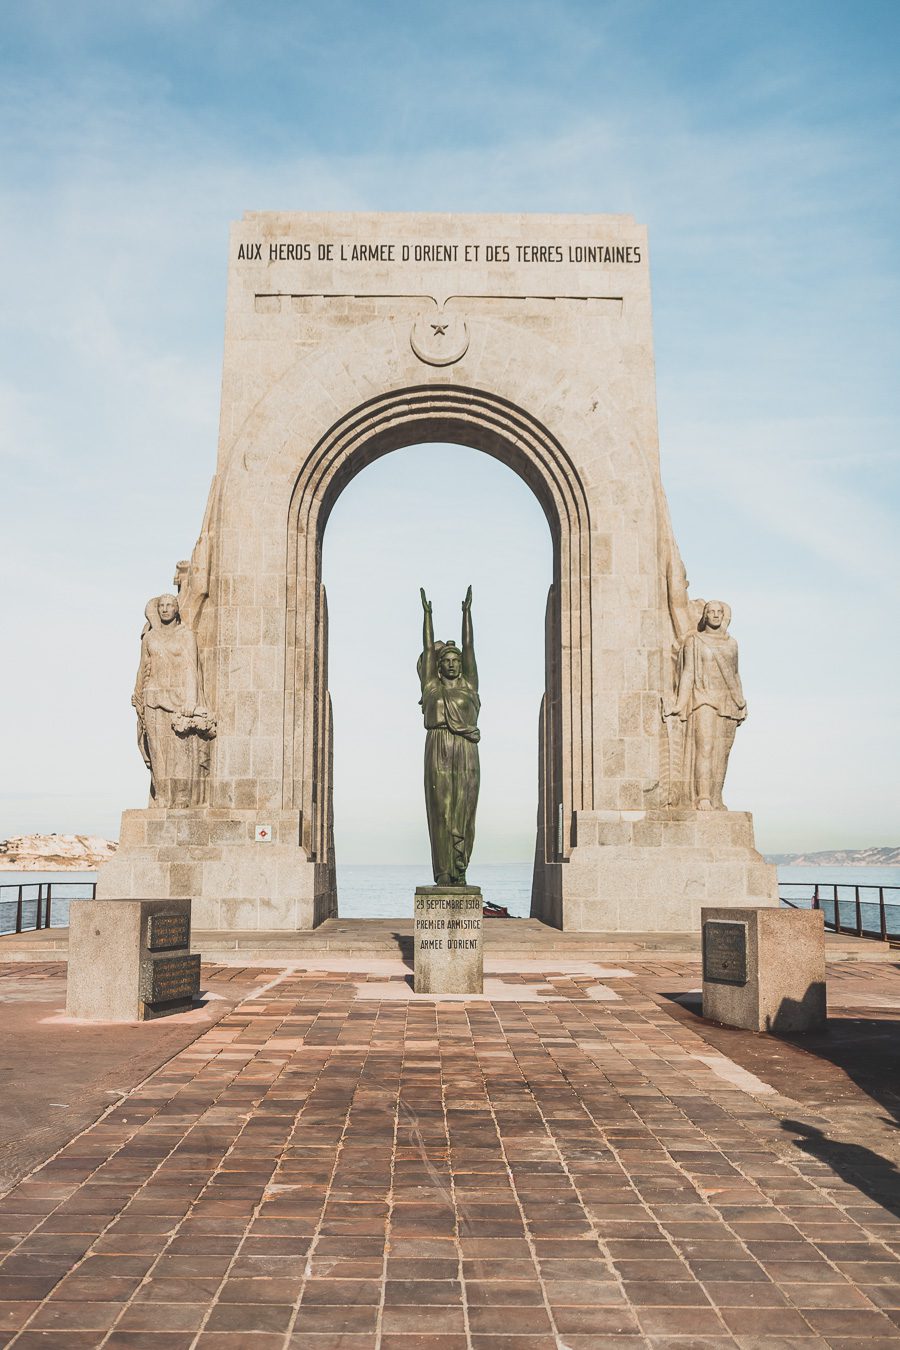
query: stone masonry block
[
  {"left": 118, "top": 813, "right": 148, "bottom": 847},
  {"left": 702, "top": 907, "right": 826, "bottom": 1033}
]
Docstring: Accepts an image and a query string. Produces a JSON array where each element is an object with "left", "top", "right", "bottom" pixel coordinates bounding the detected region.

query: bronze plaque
[
  {"left": 139, "top": 953, "right": 201, "bottom": 1004},
  {"left": 146, "top": 912, "right": 190, "bottom": 952},
  {"left": 703, "top": 921, "right": 748, "bottom": 985}
]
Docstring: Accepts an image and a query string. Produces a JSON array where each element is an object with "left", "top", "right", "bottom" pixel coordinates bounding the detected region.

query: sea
[
  {"left": 1, "top": 864, "right": 898, "bottom": 935},
  {"left": 776, "top": 864, "right": 900, "bottom": 938}
]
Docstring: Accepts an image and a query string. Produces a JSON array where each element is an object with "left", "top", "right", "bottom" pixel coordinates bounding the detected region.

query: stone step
[{"left": 0, "top": 919, "right": 891, "bottom": 964}]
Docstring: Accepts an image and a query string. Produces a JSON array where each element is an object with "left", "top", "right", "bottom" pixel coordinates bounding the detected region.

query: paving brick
[{"left": 0, "top": 957, "right": 896, "bottom": 1348}]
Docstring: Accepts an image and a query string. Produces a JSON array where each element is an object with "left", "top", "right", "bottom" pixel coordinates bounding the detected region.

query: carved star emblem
[{"left": 431, "top": 322, "right": 448, "bottom": 336}]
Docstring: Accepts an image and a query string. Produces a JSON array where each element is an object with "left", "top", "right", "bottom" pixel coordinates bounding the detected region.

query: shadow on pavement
[
  {"left": 390, "top": 932, "right": 414, "bottom": 968},
  {"left": 782, "top": 1117, "right": 900, "bottom": 1221},
  {"left": 659, "top": 985, "right": 900, "bottom": 1217},
  {"left": 776, "top": 1014, "right": 900, "bottom": 1111},
  {"left": 661, "top": 989, "right": 900, "bottom": 1108}
]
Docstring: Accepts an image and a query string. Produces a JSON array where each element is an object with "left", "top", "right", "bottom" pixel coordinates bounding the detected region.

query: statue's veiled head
[
  {"left": 438, "top": 642, "right": 462, "bottom": 680},
  {"left": 699, "top": 600, "right": 730, "bottom": 632},
  {"left": 150, "top": 594, "right": 180, "bottom": 627}
]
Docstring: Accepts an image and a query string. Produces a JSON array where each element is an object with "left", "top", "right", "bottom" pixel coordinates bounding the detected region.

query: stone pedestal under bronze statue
[{"left": 414, "top": 886, "right": 484, "bottom": 995}]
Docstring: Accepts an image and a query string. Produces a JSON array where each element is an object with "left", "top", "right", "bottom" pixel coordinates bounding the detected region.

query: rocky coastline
[
  {"left": 0, "top": 835, "right": 117, "bottom": 871},
  {"left": 766, "top": 845, "right": 900, "bottom": 866}
]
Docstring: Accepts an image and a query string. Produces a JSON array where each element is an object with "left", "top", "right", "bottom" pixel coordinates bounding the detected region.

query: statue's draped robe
[
  {"left": 137, "top": 618, "right": 209, "bottom": 807},
  {"left": 420, "top": 674, "right": 480, "bottom": 883},
  {"left": 678, "top": 632, "right": 745, "bottom": 720},
  {"left": 673, "top": 630, "right": 746, "bottom": 806}
]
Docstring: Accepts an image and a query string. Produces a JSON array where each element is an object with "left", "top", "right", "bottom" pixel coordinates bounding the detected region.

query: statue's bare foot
[{"left": 696, "top": 798, "right": 713, "bottom": 811}]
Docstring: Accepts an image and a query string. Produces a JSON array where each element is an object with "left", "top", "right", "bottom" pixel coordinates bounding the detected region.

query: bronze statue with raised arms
[{"left": 418, "top": 586, "right": 480, "bottom": 884}]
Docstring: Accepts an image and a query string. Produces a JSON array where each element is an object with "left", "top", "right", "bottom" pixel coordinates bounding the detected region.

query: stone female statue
[
  {"left": 665, "top": 600, "right": 746, "bottom": 810},
  {"left": 132, "top": 594, "right": 216, "bottom": 807},
  {"left": 418, "top": 586, "right": 480, "bottom": 885}
]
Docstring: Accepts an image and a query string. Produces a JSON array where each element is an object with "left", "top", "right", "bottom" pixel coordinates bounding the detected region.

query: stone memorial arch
[{"left": 99, "top": 212, "right": 777, "bottom": 930}]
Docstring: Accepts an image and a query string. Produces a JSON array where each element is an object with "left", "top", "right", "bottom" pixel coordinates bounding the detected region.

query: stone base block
[
  {"left": 67, "top": 897, "right": 199, "bottom": 1021},
  {"left": 414, "top": 886, "right": 483, "bottom": 994},
  {"left": 98, "top": 809, "right": 336, "bottom": 930},
  {"left": 103, "top": 807, "right": 774, "bottom": 937},
  {"left": 534, "top": 809, "right": 778, "bottom": 932},
  {"left": 702, "top": 906, "right": 826, "bottom": 1033}
]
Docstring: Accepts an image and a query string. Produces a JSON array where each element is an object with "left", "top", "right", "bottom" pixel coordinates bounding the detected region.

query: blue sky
[{"left": 1, "top": 0, "right": 898, "bottom": 857}]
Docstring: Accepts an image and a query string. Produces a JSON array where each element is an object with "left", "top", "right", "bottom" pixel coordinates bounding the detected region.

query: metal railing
[
  {"left": 2, "top": 878, "right": 896, "bottom": 941},
  {"left": 780, "top": 882, "right": 900, "bottom": 943},
  {"left": 0, "top": 881, "right": 97, "bottom": 935}
]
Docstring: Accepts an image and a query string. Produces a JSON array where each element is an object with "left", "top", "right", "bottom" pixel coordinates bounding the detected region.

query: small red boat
[{"left": 483, "top": 901, "right": 510, "bottom": 918}]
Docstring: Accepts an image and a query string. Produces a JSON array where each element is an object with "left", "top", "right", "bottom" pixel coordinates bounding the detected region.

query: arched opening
[
  {"left": 284, "top": 385, "right": 595, "bottom": 926},
  {"left": 321, "top": 442, "right": 553, "bottom": 916}
]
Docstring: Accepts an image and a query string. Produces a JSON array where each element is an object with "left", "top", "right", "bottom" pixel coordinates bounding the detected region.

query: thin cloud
[{"left": 1, "top": 2, "right": 898, "bottom": 848}]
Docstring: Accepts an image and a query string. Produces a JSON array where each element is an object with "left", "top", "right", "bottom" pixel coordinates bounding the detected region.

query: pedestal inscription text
[
  {"left": 146, "top": 912, "right": 191, "bottom": 952},
  {"left": 703, "top": 921, "right": 748, "bottom": 986}
]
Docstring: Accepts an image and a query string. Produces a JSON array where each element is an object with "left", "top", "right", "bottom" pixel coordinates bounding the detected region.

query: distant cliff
[
  {"left": 0, "top": 835, "right": 118, "bottom": 870},
  {"left": 767, "top": 846, "right": 900, "bottom": 867}
]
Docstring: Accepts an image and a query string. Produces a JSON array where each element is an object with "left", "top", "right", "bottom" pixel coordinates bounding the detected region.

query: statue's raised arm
[
  {"left": 419, "top": 587, "right": 437, "bottom": 689},
  {"left": 461, "top": 585, "right": 477, "bottom": 688}
]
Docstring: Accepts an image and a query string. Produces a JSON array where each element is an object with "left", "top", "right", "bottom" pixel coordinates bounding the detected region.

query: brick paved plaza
[{"left": 0, "top": 953, "right": 898, "bottom": 1348}]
